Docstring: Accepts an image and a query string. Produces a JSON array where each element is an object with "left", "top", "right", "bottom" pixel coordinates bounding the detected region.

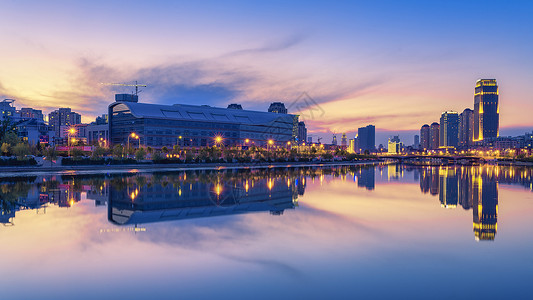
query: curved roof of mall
[{"left": 110, "top": 101, "right": 296, "bottom": 125}]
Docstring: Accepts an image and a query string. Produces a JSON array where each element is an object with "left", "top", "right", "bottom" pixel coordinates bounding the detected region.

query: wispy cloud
[{"left": 223, "top": 33, "right": 307, "bottom": 57}]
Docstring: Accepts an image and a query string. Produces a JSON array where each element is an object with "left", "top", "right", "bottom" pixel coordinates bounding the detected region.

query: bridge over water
[{"left": 382, "top": 154, "right": 484, "bottom": 164}]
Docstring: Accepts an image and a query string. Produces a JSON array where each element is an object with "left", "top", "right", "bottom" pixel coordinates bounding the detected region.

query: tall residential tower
[
  {"left": 357, "top": 125, "right": 375, "bottom": 153},
  {"left": 473, "top": 79, "right": 499, "bottom": 141},
  {"left": 439, "top": 111, "right": 459, "bottom": 148},
  {"left": 459, "top": 108, "right": 474, "bottom": 148},
  {"left": 420, "top": 124, "right": 430, "bottom": 150}
]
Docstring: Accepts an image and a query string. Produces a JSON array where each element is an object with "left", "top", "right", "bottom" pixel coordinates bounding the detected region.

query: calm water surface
[{"left": 1, "top": 164, "right": 532, "bottom": 299}]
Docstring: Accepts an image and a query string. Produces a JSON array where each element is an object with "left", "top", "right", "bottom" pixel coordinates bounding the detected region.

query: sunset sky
[{"left": 1, "top": 0, "right": 532, "bottom": 145}]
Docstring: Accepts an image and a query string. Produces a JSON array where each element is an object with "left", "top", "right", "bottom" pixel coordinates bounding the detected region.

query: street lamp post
[
  {"left": 67, "top": 127, "right": 77, "bottom": 157},
  {"left": 127, "top": 133, "right": 139, "bottom": 158},
  {"left": 267, "top": 139, "right": 274, "bottom": 152}
]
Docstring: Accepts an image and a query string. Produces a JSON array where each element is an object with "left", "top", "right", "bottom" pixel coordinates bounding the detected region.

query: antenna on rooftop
[{"left": 100, "top": 81, "right": 147, "bottom": 95}]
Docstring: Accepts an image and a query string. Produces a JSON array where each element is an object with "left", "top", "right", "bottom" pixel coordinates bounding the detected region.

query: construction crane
[{"left": 100, "top": 81, "right": 147, "bottom": 95}]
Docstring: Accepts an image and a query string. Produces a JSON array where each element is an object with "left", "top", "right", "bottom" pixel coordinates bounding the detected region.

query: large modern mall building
[{"left": 108, "top": 94, "right": 298, "bottom": 148}]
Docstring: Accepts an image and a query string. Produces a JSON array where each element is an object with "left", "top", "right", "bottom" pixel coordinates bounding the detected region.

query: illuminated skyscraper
[
  {"left": 459, "top": 108, "right": 474, "bottom": 148},
  {"left": 473, "top": 79, "right": 499, "bottom": 141},
  {"left": 439, "top": 111, "right": 459, "bottom": 148},
  {"left": 420, "top": 124, "right": 430, "bottom": 150},
  {"left": 429, "top": 122, "right": 440, "bottom": 150}
]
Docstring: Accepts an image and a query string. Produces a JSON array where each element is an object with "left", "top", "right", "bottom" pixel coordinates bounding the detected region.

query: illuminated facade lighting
[{"left": 473, "top": 79, "right": 499, "bottom": 141}]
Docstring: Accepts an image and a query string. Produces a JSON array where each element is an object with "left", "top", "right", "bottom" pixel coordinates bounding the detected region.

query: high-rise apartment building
[
  {"left": 297, "top": 121, "right": 307, "bottom": 145},
  {"left": 357, "top": 125, "right": 375, "bottom": 153},
  {"left": 439, "top": 111, "right": 459, "bottom": 148},
  {"left": 420, "top": 124, "right": 430, "bottom": 150},
  {"left": 429, "top": 122, "right": 440, "bottom": 150},
  {"left": 459, "top": 108, "right": 474, "bottom": 148},
  {"left": 473, "top": 79, "right": 499, "bottom": 141},
  {"left": 48, "top": 108, "right": 82, "bottom": 137}
]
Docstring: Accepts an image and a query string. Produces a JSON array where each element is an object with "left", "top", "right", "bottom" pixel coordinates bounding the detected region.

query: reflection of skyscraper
[
  {"left": 419, "top": 168, "right": 431, "bottom": 194},
  {"left": 473, "top": 79, "right": 499, "bottom": 141},
  {"left": 439, "top": 167, "right": 458, "bottom": 208},
  {"left": 430, "top": 167, "right": 439, "bottom": 196},
  {"left": 472, "top": 172, "right": 498, "bottom": 241},
  {"left": 357, "top": 167, "right": 375, "bottom": 190},
  {"left": 458, "top": 167, "right": 473, "bottom": 210}
]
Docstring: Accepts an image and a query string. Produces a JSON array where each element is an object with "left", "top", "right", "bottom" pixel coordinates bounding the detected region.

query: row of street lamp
[{"left": 66, "top": 127, "right": 294, "bottom": 157}]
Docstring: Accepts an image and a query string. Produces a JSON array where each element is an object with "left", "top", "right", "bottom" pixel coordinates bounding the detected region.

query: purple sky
[{"left": 1, "top": 0, "right": 532, "bottom": 145}]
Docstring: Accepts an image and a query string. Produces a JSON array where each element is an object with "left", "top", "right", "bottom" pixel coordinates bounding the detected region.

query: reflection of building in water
[
  {"left": 430, "top": 168, "right": 439, "bottom": 196},
  {"left": 387, "top": 164, "right": 402, "bottom": 181},
  {"left": 418, "top": 165, "right": 501, "bottom": 241},
  {"left": 472, "top": 172, "right": 498, "bottom": 241},
  {"left": 439, "top": 167, "right": 458, "bottom": 208},
  {"left": 458, "top": 167, "right": 473, "bottom": 210},
  {"left": 108, "top": 174, "right": 303, "bottom": 225},
  {"left": 296, "top": 177, "right": 306, "bottom": 196},
  {"left": 86, "top": 183, "right": 109, "bottom": 207},
  {"left": 0, "top": 202, "right": 16, "bottom": 225},
  {"left": 356, "top": 167, "right": 375, "bottom": 190},
  {"left": 419, "top": 168, "right": 431, "bottom": 194}
]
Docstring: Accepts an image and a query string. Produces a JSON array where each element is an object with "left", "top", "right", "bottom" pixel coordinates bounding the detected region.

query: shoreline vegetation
[{"left": 0, "top": 140, "right": 532, "bottom": 175}]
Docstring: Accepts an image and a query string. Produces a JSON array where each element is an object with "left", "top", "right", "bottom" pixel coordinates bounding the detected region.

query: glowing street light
[
  {"left": 67, "top": 127, "right": 77, "bottom": 157},
  {"left": 214, "top": 135, "right": 223, "bottom": 147},
  {"left": 267, "top": 139, "right": 274, "bottom": 151},
  {"left": 127, "top": 133, "right": 140, "bottom": 156}
]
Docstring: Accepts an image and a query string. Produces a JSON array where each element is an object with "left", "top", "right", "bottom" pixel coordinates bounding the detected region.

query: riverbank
[{"left": 0, "top": 159, "right": 384, "bottom": 177}]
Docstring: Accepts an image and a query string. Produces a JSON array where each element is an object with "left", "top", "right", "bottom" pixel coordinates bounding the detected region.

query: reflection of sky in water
[{"left": 0, "top": 165, "right": 532, "bottom": 299}]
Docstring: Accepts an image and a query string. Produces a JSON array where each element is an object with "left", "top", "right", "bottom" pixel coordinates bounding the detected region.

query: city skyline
[{"left": 1, "top": 1, "right": 533, "bottom": 146}]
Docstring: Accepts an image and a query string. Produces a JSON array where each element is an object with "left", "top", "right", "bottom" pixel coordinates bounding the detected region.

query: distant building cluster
[
  {"left": 0, "top": 98, "right": 108, "bottom": 147},
  {"left": 414, "top": 79, "right": 531, "bottom": 153},
  {"left": 345, "top": 125, "right": 376, "bottom": 154}
]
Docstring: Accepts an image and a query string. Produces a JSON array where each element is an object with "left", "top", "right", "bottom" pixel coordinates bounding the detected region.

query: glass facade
[
  {"left": 109, "top": 102, "right": 296, "bottom": 148},
  {"left": 439, "top": 111, "right": 459, "bottom": 148},
  {"left": 474, "top": 79, "right": 499, "bottom": 141}
]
